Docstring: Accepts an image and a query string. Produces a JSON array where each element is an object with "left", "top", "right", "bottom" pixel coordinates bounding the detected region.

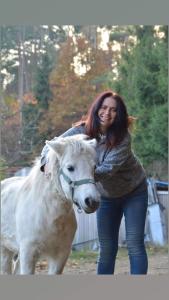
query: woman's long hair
[{"left": 74, "top": 91, "right": 135, "bottom": 149}]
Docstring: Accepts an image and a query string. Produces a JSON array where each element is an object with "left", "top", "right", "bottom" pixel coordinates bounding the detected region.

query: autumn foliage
[{"left": 39, "top": 36, "right": 113, "bottom": 138}]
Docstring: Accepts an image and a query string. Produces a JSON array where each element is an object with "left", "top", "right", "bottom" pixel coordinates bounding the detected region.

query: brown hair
[{"left": 74, "top": 90, "right": 136, "bottom": 148}]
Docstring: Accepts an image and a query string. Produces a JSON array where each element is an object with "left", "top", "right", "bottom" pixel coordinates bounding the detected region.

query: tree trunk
[
  {"left": 81, "top": 25, "right": 98, "bottom": 49},
  {"left": 17, "top": 25, "right": 25, "bottom": 145}
]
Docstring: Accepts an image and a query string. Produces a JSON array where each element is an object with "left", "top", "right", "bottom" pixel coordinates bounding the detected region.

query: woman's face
[{"left": 98, "top": 97, "right": 117, "bottom": 133}]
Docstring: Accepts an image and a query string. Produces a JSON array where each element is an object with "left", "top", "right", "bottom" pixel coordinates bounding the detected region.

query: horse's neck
[
  {"left": 29, "top": 164, "right": 71, "bottom": 209},
  {"left": 37, "top": 180, "right": 73, "bottom": 220}
]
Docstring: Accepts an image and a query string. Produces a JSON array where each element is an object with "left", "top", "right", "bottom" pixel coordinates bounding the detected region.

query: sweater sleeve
[
  {"left": 40, "top": 126, "right": 85, "bottom": 171},
  {"left": 94, "top": 133, "right": 131, "bottom": 181}
]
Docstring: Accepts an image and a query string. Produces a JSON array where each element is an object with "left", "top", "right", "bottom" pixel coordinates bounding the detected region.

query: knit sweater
[{"left": 40, "top": 125, "right": 147, "bottom": 198}]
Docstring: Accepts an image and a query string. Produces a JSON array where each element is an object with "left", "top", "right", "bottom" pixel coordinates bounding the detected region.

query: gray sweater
[{"left": 40, "top": 125, "right": 147, "bottom": 198}]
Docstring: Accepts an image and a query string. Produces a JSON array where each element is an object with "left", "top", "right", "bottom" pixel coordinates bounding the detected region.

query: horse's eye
[{"left": 67, "top": 166, "right": 74, "bottom": 172}]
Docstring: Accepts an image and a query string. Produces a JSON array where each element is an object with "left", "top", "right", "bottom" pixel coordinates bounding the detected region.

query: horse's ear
[
  {"left": 86, "top": 139, "right": 97, "bottom": 148},
  {"left": 46, "top": 139, "right": 65, "bottom": 156}
]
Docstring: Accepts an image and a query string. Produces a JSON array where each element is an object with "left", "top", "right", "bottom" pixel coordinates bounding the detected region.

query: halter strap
[{"left": 59, "top": 169, "right": 96, "bottom": 206}]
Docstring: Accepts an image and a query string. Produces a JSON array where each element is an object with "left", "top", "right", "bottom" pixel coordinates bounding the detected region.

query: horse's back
[
  {"left": 1, "top": 176, "right": 26, "bottom": 210},
  {"left": 1, "top": 176, "right": 26, "bottom": 192}
]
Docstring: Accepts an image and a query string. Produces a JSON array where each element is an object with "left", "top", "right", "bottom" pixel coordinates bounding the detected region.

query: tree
[
  {"left": 1, "top": 94, "right": 21, "bottom": 163},
  {"left": 21, "top": 52, "right": 54, "bottom": 154},
  {"left": 38, "top": 36, "right": 112, "bottom": 140},
  {"left": 34, "top": 53, "right": 54, "bottom": 109},
  {"left": 1, "top": 25, "right": 67, "bottom": 163},
  {"left": 0, "top": 25, "right": 67, "bottom": 95},
  {"left": 111, "top": 26, "right": 168, "bottom": 177}
]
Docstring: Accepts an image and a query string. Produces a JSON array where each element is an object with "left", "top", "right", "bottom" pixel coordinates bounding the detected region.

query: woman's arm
[{"left": 94, "top": 133, "right": 131, "bottom": 180}]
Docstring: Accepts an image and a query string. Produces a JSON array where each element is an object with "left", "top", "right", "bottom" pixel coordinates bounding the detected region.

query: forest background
[{"left": 0, "top": 25, "right": 168, "bottom": 180}]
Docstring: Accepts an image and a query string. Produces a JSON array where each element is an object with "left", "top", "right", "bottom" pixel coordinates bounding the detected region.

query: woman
[{"left": 40, "top": 91, "right": 148, "bottom": 275}]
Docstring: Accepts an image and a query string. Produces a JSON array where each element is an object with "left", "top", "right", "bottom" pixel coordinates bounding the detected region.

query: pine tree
[
  {"left": 111, "top": 26, "right": 168, "bottom": 177},
  {"left": 34, "top": 53, "right": 53, "bottom": 110}
]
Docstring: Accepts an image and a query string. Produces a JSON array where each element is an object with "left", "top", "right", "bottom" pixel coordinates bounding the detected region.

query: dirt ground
[{"left": 35, "top": 248, "right": 168, "bottom": 275}]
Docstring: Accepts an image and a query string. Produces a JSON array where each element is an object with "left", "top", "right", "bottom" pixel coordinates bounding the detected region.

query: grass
[
  {"left": 146, "top": 244, "right": 168, "bottom": 255},
  {"left": 36, "top": 245, "right": 168, "bottom": 273},
  {"left": 69, "top": 250, "right": 98, "bottom": 262},
  {"left": 69, "top": 245, "right": 168, "bottom": 262}
]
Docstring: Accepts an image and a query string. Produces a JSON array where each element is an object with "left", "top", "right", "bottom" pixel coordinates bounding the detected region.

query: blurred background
[{"left": 0, "top": 25, "right": 168, "bottom": 180}]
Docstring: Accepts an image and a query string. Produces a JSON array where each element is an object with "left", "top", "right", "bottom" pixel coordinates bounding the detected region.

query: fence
[
  {"left": 12, "top": 167, "right": 168, "bottom": 248},
  {"left": 73, "top": 190, "right": 168, "bottom": 249},
  {"left": 72, "top": 208, "right": 98, "bottom": 250}
]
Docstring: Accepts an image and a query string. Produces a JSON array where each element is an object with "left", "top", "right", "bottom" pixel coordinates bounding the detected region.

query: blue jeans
[{"left": 96, "top": 186, "right": 148, "bottom": 275}]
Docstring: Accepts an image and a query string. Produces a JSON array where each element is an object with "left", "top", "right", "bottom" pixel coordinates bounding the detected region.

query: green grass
[
  {"left": 69, "top": 250, "right": 98, "bottom": 262},
  {"left": 69, "top": 245, "right": 168, "bottom": 262},
  {"left": 146, "top": 244, "right": 168, "bottom": 255}
]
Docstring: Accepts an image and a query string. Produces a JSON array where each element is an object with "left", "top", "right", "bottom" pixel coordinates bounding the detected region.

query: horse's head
[{"left": 46, "top": 134, "right": 100, "bottom": 213}]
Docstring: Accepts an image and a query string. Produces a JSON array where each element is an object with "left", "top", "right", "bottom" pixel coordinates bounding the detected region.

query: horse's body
[{"left": 1, "top": 134, "right": 100, "bottom": 274}]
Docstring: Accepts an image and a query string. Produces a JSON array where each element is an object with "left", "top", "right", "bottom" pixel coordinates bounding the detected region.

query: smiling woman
[
  {"left": 82, "top": 91, "right": 130, "bottom": 149},
  {"left": 98, "top": 97, "right": 117, "bottom": 133}
]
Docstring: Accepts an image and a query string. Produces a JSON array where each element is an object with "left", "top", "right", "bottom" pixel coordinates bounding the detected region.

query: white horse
[{"left": 1, "top": 134, "right": 100, "bottom": 275}]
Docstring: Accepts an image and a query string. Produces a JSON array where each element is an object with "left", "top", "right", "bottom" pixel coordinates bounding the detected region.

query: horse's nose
[{"left": 84, "top": 197, "right": 100, "bottom": 210}]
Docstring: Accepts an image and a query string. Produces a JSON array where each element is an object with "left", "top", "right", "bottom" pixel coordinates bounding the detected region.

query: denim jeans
[{"left": 96, "top": 186, "right": 148, "bottom": 275}]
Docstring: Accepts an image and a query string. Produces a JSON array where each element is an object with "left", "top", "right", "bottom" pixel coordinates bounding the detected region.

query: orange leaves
[
  {"left": 23, "top": 93, "right": 37, "bottom": 105},
  {"left": 1, "top": 96, "right": 20, "bottom": 126},
  {"left": 39, "top": 36, "right": 113, "bottom": 137}
]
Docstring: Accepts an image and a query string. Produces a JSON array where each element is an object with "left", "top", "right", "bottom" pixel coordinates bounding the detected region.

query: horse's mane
[
  {"left": 21, "top": 158, "right": 45, "bottom": 192},
  {"left": 59, "top": 135, "right": 96, "bottom": 159},
  {"left": 21, "top": 135, "right": 96, "bottom": 194}
]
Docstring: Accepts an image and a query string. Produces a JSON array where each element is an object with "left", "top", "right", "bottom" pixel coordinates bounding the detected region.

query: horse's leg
[
  {"left": 19, "top": 244, "right": 39, "bottom": 274},
  {"left": 48, "top": 257, "right": 67, "bottom": 274},
  {"left": 48, "top": 251, "right": 71, "bottom": 274},
  {"left": 1, "top": 246, "right": 13, "bottom": 274}
]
